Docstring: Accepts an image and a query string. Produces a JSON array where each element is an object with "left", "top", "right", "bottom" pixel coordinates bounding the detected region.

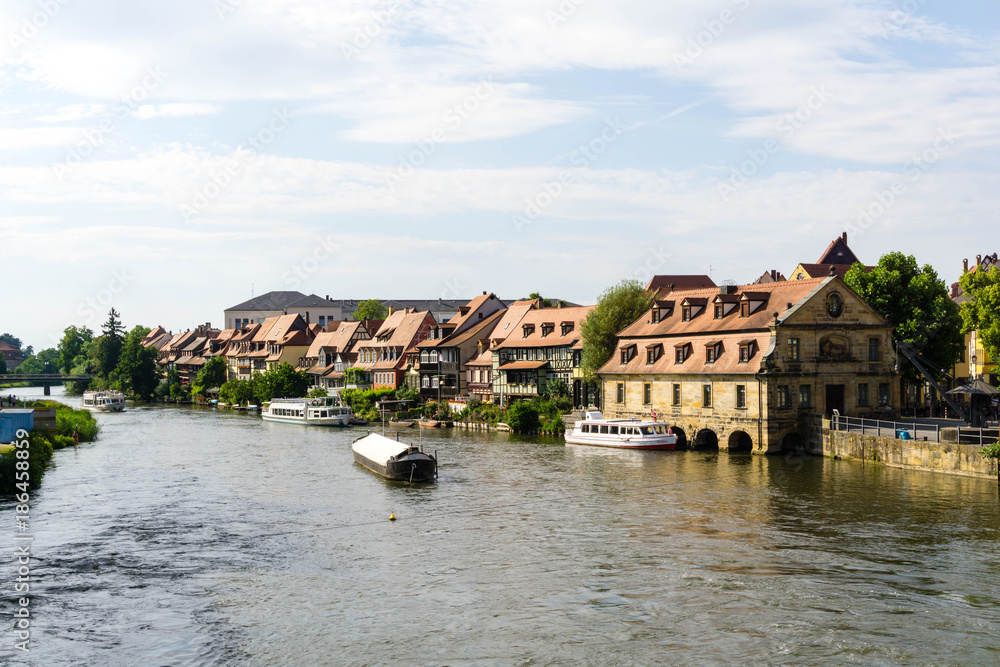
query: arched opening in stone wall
[
  {"left": 781, "top": 432, "right": 805, "bottom": 454},
  {"left": 693, "top": 429, "right": 719, "bottom": 451},
  {"left": 728, "top": 430, "right": 753, "bottom": 453},
  {"left": 671, "top": 426, "right": 688, "bottom": 450}
]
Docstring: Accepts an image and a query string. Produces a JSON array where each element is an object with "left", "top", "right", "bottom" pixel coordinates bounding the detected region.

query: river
[{"left": 2, "top": 386, "right": 1000, "bottom": 665}]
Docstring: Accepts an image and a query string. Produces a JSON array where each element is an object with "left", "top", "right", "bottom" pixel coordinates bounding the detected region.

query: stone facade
[{"left": 600, "top": 276, "right": 899, "bottom": 454}]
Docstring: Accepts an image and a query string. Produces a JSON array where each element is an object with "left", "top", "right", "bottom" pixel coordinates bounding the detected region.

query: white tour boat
[
  {"left": 82, "top": 390, "right": 126, "bottom": 412},
  {"left": 261, "top": 396, "right": 352, "bottom": 426},
  {"left": 564, "top": 411, "right": 677, "bottom": 450}
]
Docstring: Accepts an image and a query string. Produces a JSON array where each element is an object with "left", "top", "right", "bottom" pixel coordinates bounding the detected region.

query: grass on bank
[{"left": 0, "top": 401, "right": 99, "bottom": 494}]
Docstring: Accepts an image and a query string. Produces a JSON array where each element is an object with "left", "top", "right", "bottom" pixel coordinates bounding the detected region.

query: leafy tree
[
  {"left": 958, "top": 264, "right": 1000, "bottom": 364},
  {"left": 352, "top": 299, "right": 387, "bottom": 321},
  {"left": 581, "top": 279, "right": 656, "bottom": 380},
  {"left": 24, "top": 345, "right": 33, "bottom": 356},
  {"left": 58, "top": 326, "right": 94, "bottom": 373},
  {"left": 97, "top": 308, "right": 126, "bottom": 379},
  {"left": 845, "top": 252, "right": 963, "bottom": 383},
  {"left": 0, "top": 357, "right": 5, "bottom": 374},
  {"left": 307, "top": 386, "right": 329, "bottom": 398},
  {"left": 529, "top": 292, "right": 553, "bottom": 307},
  {"left": 195, "top": 356, "right": 228, "bottom": 390},
  {"left": 544, "top": 378, "right": 568, "bottom": 398},
  {"left": 506, "top": 401, "right": 540, "bottom": 433},
  {"left": 16, "top": 349, "right": 59, "bottom": 375},
  {"left": 253, "top": 362, "right": 311, "bottom": 402},
  {"left": 116, "top": 326, "right": 159, "bottom": 401},
  {"left": 344, "top": 367, "right": 367, "bottom": 385},
  {"left": 65, "top": 339, "right": 98, "bottom": 394},
  {"left": 0, "top": 333, "right": 22, "bottom": 349},
  {"left": 395, "top": 385, "right": 420, "bottom": 403},
  {"left": 219, "top": 378, "right": 255, "bottom": 406}
]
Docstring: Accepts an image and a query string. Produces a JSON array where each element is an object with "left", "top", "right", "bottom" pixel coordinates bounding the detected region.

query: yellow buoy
[{"left": 389, "top": 513, "right": 396, "bottom": 521}]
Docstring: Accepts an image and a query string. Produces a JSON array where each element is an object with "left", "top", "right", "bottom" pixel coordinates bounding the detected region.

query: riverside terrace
[{"left": 597, "top": 276, "right": 898, "bottom": 454}]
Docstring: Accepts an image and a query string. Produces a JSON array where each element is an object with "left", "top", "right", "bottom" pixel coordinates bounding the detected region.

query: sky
[{"left": 1, "top": 0, "right": 998, "bottom": 350}]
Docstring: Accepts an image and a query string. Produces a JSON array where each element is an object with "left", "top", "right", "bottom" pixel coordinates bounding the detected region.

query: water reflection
[{"left": 2, "top": 386, "right": 999, "bottom": 665}]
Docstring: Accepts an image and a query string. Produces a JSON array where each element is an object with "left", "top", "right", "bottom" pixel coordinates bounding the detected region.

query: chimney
[
  {"left": 305, "top": 312, "right": 310, "bottom": 325},
  {"left": 326, "top": 294, "right": 330, "bottom": 301},
  {"left": 482, "top": 290, "right": 487, "bottom": 295},
  {"left": 829, "top": 265, "right": 837, "bottom": 276},
  {"left": 388, "top": 306, "right": 395, "bottom": 315},
  {"left": 842, "top": 231, "right": 847, "bottom": 244},
  {"left": 977, "top": 254, "right": 982, "bottom": 267},
  {"left": 963, "top": 258, "right": 969, "bottom": 273}
]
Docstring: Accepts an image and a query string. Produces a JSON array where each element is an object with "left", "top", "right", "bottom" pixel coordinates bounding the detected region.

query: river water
[{"left": 2, "top": 386, "right": 1000, "bottom": 666}]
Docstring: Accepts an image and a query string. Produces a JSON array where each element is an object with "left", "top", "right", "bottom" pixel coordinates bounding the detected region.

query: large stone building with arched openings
[{"left": 598, "top": 275, "right": 898, "bottom": 454}]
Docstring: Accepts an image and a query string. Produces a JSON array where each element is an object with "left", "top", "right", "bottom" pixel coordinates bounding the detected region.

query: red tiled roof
[
  {"left": 494, "top": 306, "right": 594, "bottom": 350},
  {"left": 645, "top": 275, "right": 716, "bottom": 292},
  {"left": 500, "top": 360, "right": 548, "bottom": 370}
]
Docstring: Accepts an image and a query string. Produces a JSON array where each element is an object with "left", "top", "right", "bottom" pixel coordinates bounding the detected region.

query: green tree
[
  {"left": 58, "top": 325, "right": 94, "bottom": 373},
  {"left": 352, "top": 299, "right": 387, "bottom": 321},
  {"left": 544, "top": 378, "right": 568, "bottom": 398},
  {"left": 16, "top": 348, "right": 59, "bottom": 374},
  {"left": 344, "top": 367, "right": 367, "bottom": 385},
  {"left": 506, "top": 401, "right": 540, "bottom": 433},
  {"left": 0, "top": 333, "right": 22, "bottom": 349},
  {"left": 116, "top": 326, "right": 160, "bottom": 401},
  {"left": 581, "top": 279, "right": 656, "bottom": 380},
  {"left": 253, "top": 363, "right": 311, "bottom": 402},
  {"left": 195, "top": 356, "right": 228, "bottom": 390},
  {"left": 0, "top": 357, "right": 6, "bottom": 374},
  {"left": 307, "top": 386, "right": 329, "bottom": 398},
  {"left": 845, "top": 252, "right": 963, "bottom": 383},
  {"left": 959, "top": 264, "right": 1000, "bottom": 363},
  {"left": 219, "top": 378, "right": 255, "bottom": 406},
  {"left": 529, "top": 292, "right": 553, "bottom": 307},
  {"left": 97, "top": 308, "right": 126, "bottom": 379}
]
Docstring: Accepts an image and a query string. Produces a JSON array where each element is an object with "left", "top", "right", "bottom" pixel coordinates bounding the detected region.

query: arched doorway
[
  {"left": 728, "top": 430, "right": 753, "bottom": 453},
  {"left": 693, "top": 429, "right": 719, "bottom": 451},
  {"left": 671, "top": 426, "right": 688, "bottom": 450},
  {"left": 781, "top": 432, "right": 805, "bottom": 454}
]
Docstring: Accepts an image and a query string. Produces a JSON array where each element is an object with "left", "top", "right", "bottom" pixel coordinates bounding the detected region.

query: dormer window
[
  {"left": 674, "top": 342, "right": 691, "bottom": 364},
  {"left": 619, "top": 344, "right": 637, "bottom": 364},
  {"left": 522, "top": 324, "right": 535, "bottom": 338},
  {"left": 682, "top": 306, "right": 692, "bottom": 322},
  {"left": 646, "top": 343, "right": 663, "bottom": 364},
  {"left": 560, "top": 321, "right": 574, "bottom": 336},
  {"left": 738, "top": 340, "right": 756, "bottom": 363},
  {"left": 740, "top": 302, "right": 750, "bottom": 317},
  {"left": 541, "top": 323, "right": 554, "bottom": 337},
  {"left": 705, "top": 341, "right": 722, "bottom": 364},
  {"left": 714, "top": 305, "right": 724, "bottom": 319},
  {"left": 651, "top": 301, "right": 674, "bottom": 324},
  {"left": 680, "top": 298, "right": 706, "bottom": 321}
]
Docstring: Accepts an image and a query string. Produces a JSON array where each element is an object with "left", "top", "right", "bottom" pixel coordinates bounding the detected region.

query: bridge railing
[{"left": 830, "top": 414, "right": 941, "bottom": 442}]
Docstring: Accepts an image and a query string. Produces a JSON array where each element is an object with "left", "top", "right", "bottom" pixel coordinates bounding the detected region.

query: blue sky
[{"left": 1, "top": 0, "right": 998, "bottom": 349}]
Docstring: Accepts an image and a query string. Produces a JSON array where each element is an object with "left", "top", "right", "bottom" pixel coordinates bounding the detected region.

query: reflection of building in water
[{"left": 600, "top": 274, "right": 897, "bottom": 454}]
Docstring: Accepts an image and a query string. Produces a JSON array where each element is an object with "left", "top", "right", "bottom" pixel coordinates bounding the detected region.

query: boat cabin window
[
  {"left": 599, "top": 425, "right": 609, "bottom": 434},
  {"left": 641, "top": 426, "right": 653, "bottom": 435},
  {"left": 581, "top": 424, "right": 589, "bottom": 433},
  {"left": 609, "top": 425, "right": 619, "bottom": 435}
]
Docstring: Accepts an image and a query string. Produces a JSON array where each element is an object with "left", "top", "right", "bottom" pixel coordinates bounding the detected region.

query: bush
[
  {"left": 506, "top": 402, "right": 540, "bottom": 434},
  {"left": 26, "top": 400, "right": 100, "bottom": 442},
  {"left": 307, "top": 386, "right": 328, "bottom": 398},
  {"left": 540, "top": 416, "right": 566, "bottom": 434},
  {"left": 0, "top": 431, "right": 54, "bottom": 494}
]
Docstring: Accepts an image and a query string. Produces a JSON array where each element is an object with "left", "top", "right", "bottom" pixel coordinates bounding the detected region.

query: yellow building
[{"left": 599, "top": 276, "right": 897, "bottom": 454}]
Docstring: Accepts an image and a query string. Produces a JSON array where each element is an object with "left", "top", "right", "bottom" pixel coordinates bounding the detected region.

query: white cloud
[{"left": 132, "top": 103, "right": 222, "bottom": 119}]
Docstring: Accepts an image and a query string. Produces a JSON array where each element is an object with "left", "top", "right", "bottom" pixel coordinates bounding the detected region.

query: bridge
[{"left": 2, "top": 374, "right": 94, "bottom": 395}]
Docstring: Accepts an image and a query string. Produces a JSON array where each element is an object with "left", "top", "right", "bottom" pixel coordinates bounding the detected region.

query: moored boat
[
  {"left": 418, "top": 420, "right": 441, "bottom": 429},
  {"left": 564, "top": 411, "right": 676, "bottom": 450},
  {"left": 352, "top": 432, "right": 437, "bottom": 482},
  {"left": 261, "top": 396, "right": 351, "bottom": 426},
  {"left": 82, "top": 390, "right": 126, "bottom": 412}
]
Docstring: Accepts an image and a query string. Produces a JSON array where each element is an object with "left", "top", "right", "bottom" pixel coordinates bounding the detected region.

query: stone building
[{"left": 598, "top": 276, "right": 898, "bottom": 453}]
